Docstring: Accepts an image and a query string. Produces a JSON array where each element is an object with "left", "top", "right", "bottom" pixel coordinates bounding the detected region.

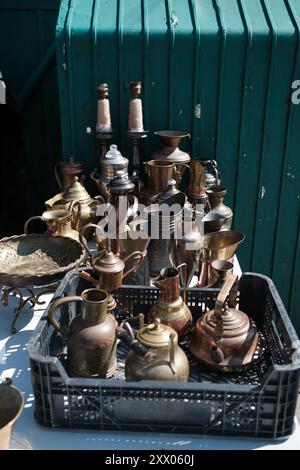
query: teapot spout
[{"left": 78, "top": 270, "right": 98, "bottom": 287}]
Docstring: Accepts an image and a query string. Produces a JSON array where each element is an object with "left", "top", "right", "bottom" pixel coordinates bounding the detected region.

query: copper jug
[
  {"left": 142, "top": 160, "right": 176, "bottom": 205},
  {"left": 189, "top": 275, "right": 260, "bottom": 372},
  {"left": 45, "top": 177, "right": 105, "bottom": 231},
  {"left": 55, "top": 156, "right": 85, "bottom": 191},
  {"left": 24, "top": 208, "right": 80, "bottom": 242},
  {"left": 79, "top": 224, "right": 144, "bottom": 310},
  {"left": 123, "top": 317, "right": 189, "bottom": 382},
  {"left": 148, "top": 265, "right": 193, "bottom": 340},
  {"left": 186, "top": 160, "right": 210, "bottom": 212},
  {"left": 48, "top": 289, "right": 117, "bottom": 378},
  {"left": 206, "top": 185, "right": 233, "bottom": 231}
]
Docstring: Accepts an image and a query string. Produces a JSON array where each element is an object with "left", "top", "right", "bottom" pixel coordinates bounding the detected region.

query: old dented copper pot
[
  {"left": 123, "top": 316, "right": 189, "bottom": 382},
  {"left": 48, "top": 288, "right": 117, "bottom": 378},
  {"left": 148, "top": 265, "right": 192, "bottom": 340},
  {"left": 79, "top": 224, "right": 144, "bottom": 310},
  {"left": 189, "top": 275, "right": 260, "bottom": 372}
]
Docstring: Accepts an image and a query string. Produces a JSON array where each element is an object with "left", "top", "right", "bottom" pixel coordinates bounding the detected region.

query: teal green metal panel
[
  {"left": 0, "top": 0, "right": 61, "bottom": 209},
  {"left": 56, "top": 0, "right": 300, "bottom": 333}
]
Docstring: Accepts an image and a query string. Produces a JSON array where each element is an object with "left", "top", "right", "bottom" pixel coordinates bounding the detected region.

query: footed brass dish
[{"left": 0, "top": 234, "right": 85, "bottom": 288}]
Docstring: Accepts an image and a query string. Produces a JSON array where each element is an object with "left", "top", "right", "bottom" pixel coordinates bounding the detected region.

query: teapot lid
[
  {"left": 94, "top": 249, "right": 125, "bottom": 273},
  {"left": 63, "top": 177, "right": 92, "bottom": 203},
  {"left": 103, "top": 144, "right": 128, "bottom": 164},
  {"left": 108, "top": 170, "right": 135, "bottom": 192},
  {"left": 137, "top": 318, "right": 178, "bottom": 348}
]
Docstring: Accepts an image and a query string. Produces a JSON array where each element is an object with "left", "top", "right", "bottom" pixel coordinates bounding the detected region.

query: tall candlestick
[
  {"left": 96, "top": 83, "right": 113, "bottom": 132},
  {"left": 128, "top": 81, "right": 144, "bottom": 132}
]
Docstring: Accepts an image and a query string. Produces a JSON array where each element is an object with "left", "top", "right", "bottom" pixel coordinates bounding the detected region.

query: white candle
[
  {"left": 96, "top": 98, "right": 112, "bottom": 132},
  {"left": 128, "top": 98, "right": 144, "bottom": 132}
]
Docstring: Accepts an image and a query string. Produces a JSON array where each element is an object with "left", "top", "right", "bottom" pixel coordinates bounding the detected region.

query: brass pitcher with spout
[
  {"left": 48, "top": 289, "right": 117, "bottom": 378},
  {"left": 189, "top": 275, "right": 261, "bottom": 372},
  {"left": 122, "top": 316, "right": 189, "bottom": 382},
  {"left": 24, "top": 207, "right": 80, "bottom": 242},
  {"left": 79, "top": 224, "right": 144, "bottom": 310},
  {"left": 148, "top": 265, "right": 192, "bottom": 340}
]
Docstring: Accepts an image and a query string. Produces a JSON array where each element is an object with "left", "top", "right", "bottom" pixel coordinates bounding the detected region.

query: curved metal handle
[
  {"left": 177, "top": 262, "right": 187, "bottom": 303},
  {"left": 70, "top": 201, "right": 81, "bottom": 231},
  {"left": 214, "top": 274, "right": 238, "bottom": 338},
  {"left": 48, "top": 295, "right": 82, "bottom": 335},
  {"left": 79, "top": 223, "right": 107, "bottom": 261},
  {"left": 24, "top": 215, "right": 45, "bottom": 234},
  {"left": 122, "top": 251, "right": 144, "bottom": 279},
  {"left": 54, "top": 161, "right": 63, "bottom": 190},
  {"left": 127, "top": 194, "right": 139, "bottom": 224},
  {"left": 211, "top": 159, "right": 219, "bottom": 185},
  {"left": 90, "top": 169, "right": 100, "bottom": 185},
  {"left": 169, "top": 333, "right": 176, "bottom": 374}
]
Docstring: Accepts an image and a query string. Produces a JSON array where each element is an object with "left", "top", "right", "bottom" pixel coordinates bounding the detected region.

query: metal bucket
[{"left": 0, "top": 379, "right": 24, "bottom": 450}]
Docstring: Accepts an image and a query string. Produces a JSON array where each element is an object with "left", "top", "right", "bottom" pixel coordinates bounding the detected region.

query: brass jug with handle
[
  {"left": 148, "top": 265, "right": 192, "bottom": 340},
  {"left": 79, "top": 224, "right": 144, "bottom": 310},
  {"left": 122, "top": 316, "right": 189, "bottom": 382},
  {"left": 24, "top": 206, "right": 80, "bottom": 242},
  {"left": 189, "top": 274, "right": 260, "bottom": 372},
  {"left": 48, "top": 288, "right": 117, "bottom": 378}
]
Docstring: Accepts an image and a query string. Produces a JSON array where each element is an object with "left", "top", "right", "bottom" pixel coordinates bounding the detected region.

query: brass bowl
[
  {"left": 0, "top": 234, "right": 85, "bottom": 288},
  {"left": 202, "top": 231, "right": 245, "bottom": 261}
]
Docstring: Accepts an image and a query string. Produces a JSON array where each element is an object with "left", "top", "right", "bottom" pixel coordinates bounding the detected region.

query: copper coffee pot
[
  {"left": 148, "top": 265, "right": 193, "bottom": 340},
  {"left": 55, "top": 156, "right": 85, "bottom": 191},
  {"left": 79, "top": 224, "right": 144, "bottom": 310},
  {"left": 122, "top": 316, "right": 189, "bottom": 382},
  {"left": 142, "top": 160, "right": 177, "bottom": 205},
  {"left": 186, "top": 160, "right": 210, "bottom": 212},
  {"left": 189, "top": 275, "right": 260, "bottom": 372}
]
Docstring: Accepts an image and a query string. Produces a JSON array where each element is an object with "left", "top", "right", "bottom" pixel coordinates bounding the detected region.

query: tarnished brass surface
[
  {"left": 0, "top": 234, "right": 85, "bottom": 288},
  {"left": 0, "top": 378, "right": 24, "bottom": 450}
]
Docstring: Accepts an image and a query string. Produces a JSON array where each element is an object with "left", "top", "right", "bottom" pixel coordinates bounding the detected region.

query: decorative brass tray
[{"left": 0, "top": 234, "right": 85, "bottom": 333}]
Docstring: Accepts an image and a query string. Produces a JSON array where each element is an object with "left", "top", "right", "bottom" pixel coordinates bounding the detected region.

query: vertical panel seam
[
  {"left": 66, "top": 0, "right": 76, "bottom": 156},
  {"left": 165, "top": 0, "right": 175, "bottom": 129},
  {"left": 142, "top": 0, "right": 150, "bottom": 157},
  {"left": 190, "top": 0, "right": 200, "bottom": 160},
  {"left": 117, "top": 0, "right": 125, "bottom": 149},
  {"left": 91, "top": 0, "right": 98, "bottom": 166},
  {"left": 250, "top": 0, "right": 275, "bottom": 270}
]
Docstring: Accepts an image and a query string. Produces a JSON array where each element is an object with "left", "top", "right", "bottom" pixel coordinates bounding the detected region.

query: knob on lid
[
  {"left": 137, "top": 318, "right": 178, "bottom": 348},
  {"left": 105, "top": 144, "right": 122, "bottom": 159}
]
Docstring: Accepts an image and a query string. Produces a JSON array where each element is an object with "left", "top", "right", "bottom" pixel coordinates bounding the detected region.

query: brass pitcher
[
  {"left": 48, "top": 288, "right": 117, "bottom": 378},
  {"left": 24, "top": 208, "right": 80, "bottom": 241},
  {"left": 148, "top": 265, "right": 193, "bottom": 340},
  {"left": 79, "top": 224, "right": 144, "bottom": 310},
  {"left": 45, "top": 177, "right": 105, "bottom": 231},
  {"left": 142, "top": 160, "right": 177, "bottom": 205},
  {"left": 189, "top": 275, "right": 260, "bottom": 372},
  {"left": 123, "top": 317, "right": 189, "bottom": 382}
]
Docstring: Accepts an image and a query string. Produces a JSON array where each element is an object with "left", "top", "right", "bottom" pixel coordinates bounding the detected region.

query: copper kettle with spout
[
  {"left": 189, "top": 275, "right": 261, "bottom": 372},
  {"left": 79, "top": 224, "right": 144, "bottom": 310}
]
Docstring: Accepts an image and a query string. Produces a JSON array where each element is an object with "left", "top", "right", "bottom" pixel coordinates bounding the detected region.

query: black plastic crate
[{"left": 27, "top": 269, "right": 300, "bottom": 439}]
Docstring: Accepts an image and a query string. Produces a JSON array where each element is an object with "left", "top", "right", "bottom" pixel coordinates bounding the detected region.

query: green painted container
[{"left": 56, "top": 0, "right": 300, "bottom": 333}]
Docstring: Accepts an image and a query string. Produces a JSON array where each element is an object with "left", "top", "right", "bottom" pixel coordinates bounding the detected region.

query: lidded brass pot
[
  {"left": 206, "top": 185, "right": 233, "bottom": 231},
  {"left": 55, "top": 156, "right": 85, "bottom": 191},
  {"left": 24, "top": 208, "right": 80, "bottom": 241},
  {"left": 45, "top": 177, "right": 104, "bottom": 231},
  {"left": 148, "top": 266, "right": 192, "bottom": 340},
  {"left": 124, "top": 316, "right": 189, "bottom": 382},
  {"left": 189, "top": 275, "right": 260, "bottom": 372},
  {"left": 48, "top": 289, "right": 117, "bottom": 378},
  {"left": 79, "top": 224, "right": 144, "bottom": 311},
  {"left": 91, "top": 144, "right": 129, "bottom": 200}
]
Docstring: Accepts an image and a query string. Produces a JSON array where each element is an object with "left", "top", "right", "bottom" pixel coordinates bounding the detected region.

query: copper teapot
[
  {"left": 45, "top": 177, "right": 105, "bottom": 231},
  {"left": 148, "top": 265, "right": 192, "bottom": 340},
  {"left": 189, "top": 275, "right": 260, "bottom": 372},
  {"left": 48, "top": 288, "right": 117, "bottom": 378},
  {"left": 121, "top": 316, "right": 189, "bottom": 382},
  {"left": 79, "top": 224, "right": 144, "bottom": 310}
]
